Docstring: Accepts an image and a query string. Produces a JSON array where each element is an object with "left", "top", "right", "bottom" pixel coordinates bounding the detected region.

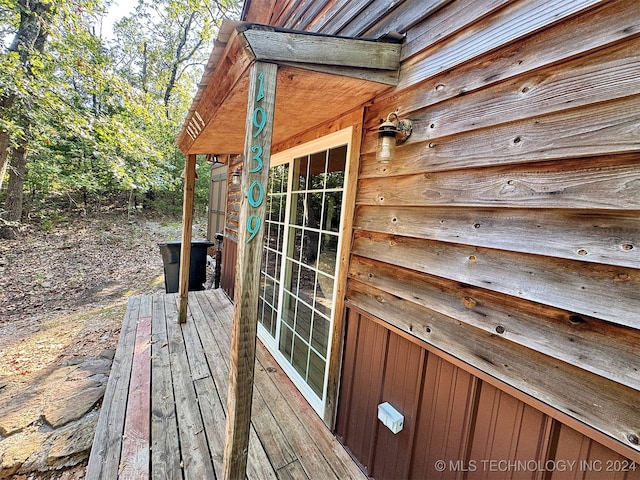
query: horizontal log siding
[
  {"left": 243, "top": 0, "right": 640, "bottom": 461},
  {"left": 224, "top": 154, "right": 242, "bottom": 244},
  {"left": 350, "top": 0, "right": 640, "bottom": 458}
]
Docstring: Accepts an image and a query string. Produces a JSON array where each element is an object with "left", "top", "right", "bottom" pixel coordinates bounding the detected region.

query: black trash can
[{"left": 158, "top": 240, "right": 215, "bottom": 293}]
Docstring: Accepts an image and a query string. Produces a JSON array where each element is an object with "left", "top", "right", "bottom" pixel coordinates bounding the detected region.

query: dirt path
[{"left": 0, "top": 213, "right": 208, "bottom": 479}]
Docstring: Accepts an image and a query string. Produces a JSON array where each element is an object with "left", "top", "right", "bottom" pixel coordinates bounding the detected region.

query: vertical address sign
[
  {"left": 223, "top": 61, "right": 277, "bottom": 480},
  {"left": 246, "top": 69, "right": 270, "bottom": 242}
]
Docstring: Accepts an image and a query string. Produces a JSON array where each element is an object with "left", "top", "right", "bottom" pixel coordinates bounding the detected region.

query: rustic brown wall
[
  {"left": 220, "top": 154, "right": 242, "bottom": 300},
  {"left": 242, "top": 0, "right": 640, "bottom": 467}
]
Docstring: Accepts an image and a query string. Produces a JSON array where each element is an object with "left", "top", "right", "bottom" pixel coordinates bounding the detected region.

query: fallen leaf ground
[{"left": 0, "top": 212, "right": 208, "bottom": 479}]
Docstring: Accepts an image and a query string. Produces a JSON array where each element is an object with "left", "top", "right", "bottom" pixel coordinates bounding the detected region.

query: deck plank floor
[{"left": 87, "top": 290, "right": 366, "bottom": 480}]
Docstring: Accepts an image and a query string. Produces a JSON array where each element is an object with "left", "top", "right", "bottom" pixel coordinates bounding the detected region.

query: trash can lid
[{"left": 158, "top": 240, "right": 215, "bottom": 246}]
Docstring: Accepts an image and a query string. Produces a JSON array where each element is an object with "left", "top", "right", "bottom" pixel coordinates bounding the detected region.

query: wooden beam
[
  {"left": 242, "top": 27, "right": 401, "bottom": 70},
  {"left": 178, "top": 153, "right": 197, "bottom": 323},
  {"left": 223, "top": 61, "right": 278, "bottom": 480}
]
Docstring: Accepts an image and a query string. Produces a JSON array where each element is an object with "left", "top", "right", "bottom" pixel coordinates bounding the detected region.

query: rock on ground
[{"left": 0, "top": 357, "right": 110, "bottom": 478}]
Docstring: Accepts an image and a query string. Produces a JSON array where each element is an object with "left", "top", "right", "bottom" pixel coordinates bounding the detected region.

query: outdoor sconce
[
  {"left": 232, "top": 166, "right": 242, "bottom": 185},
  {"left": 376, "top": 111, "right": 413, "bottom": 163}
]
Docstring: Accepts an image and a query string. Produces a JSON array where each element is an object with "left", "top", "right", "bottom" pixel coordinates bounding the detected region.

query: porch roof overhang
[{"left": 176, "top": 21, "right": 402, "bottom": 155}]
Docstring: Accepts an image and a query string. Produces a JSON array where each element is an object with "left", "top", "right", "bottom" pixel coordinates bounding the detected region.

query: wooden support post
[
  {"left": 222, "top": 61, "right": 277, "bottom": 480},
  {"left": 178, "top": 153, "right": 197, "bottom": 323}
]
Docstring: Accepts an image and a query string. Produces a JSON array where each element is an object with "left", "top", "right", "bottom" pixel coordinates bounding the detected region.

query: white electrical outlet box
[{"left": 377, "top": 402, "right": 404, "bottom": 434}]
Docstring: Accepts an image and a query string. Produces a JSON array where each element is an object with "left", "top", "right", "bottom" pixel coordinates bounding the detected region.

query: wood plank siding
[
  {"left": 239, "top": 0, "right": 640, "bottom": 470},
  {"left": 220, "top": 154, "right": 241, "bottom": 300}
]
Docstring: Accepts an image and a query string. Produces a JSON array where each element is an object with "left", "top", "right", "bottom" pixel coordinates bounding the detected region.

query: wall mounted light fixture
[
  {"left": 376, "top": 111, "right": 413, "bottom": 163},
  {"left": 232, "top": 166, "right": 242, "bottom": 185}
]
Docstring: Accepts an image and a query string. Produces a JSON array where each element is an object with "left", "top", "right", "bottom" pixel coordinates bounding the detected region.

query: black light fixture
[{"left": 376, "top": 111, "right": 413, "bottom": 163}]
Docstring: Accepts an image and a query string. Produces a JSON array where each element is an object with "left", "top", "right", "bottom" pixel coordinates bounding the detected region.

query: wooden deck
[{"left": 87, "top": 289, "right": 366, "bottom": 479}]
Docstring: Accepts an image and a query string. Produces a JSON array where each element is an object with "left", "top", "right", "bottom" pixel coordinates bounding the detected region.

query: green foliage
[{"left": 0, "top": 0, "right": 240, "bottom": 218}]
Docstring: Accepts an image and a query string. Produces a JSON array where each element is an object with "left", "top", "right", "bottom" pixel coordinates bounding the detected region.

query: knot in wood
[{"left": 463, "top": 297, "right": 477, "bottom": 309}]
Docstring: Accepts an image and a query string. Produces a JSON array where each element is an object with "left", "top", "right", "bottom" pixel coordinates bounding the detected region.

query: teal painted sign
[{"left": 247, "top": 72, "right": 267, "bottom": 243}]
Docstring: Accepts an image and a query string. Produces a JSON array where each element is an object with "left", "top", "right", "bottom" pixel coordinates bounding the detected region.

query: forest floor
[{"left": 0, "top": 212, "right": 208, "bottom": 479}]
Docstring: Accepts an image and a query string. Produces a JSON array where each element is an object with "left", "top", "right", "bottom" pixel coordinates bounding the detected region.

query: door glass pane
[
  {"left": 295, "top": 301, "right": 312, "bottom": 342},
  {"left": 305, "top": 192, "right": 322, "bottom": 229},
  {"left": 261, "top": 141, "right": 347, "bottom": 408},
  {"left": 309, "top": 150, "right": 327, "bottom": 190},
  {"left": 311, "top": 314, "right": 330, "bottom": 354},
  {"left": 314, "top": 273, "right": 333, "bottom": 317},
  {"left": 293, "top": 156, "right": 308, "bottom": 190},
  {"left": 292, "top": 192, "right": 305, "bottom": 226},
  {"left": 289, "top": 226, "right": 302, "bottom": 263},
  {"left": 282, "top": 291, "right": 295, "bottom": 328},
  {"left": 298, "top": 264, "right": 316, "bottom": 303},
  {"left": 308, "top": 350, "right": 325, "bottom": 397},
  {"left": 280, "top": 324, "right": 294, "bottom": 360},
  {"left": 301, "top": 230, "right": 319, "bottom": 268},
  {"left": 292, "top": 335, "right": 308, "bottom": 377},
  {"left": 318, "top": 233, "right": 338, "bottom": 274},
  {"left": 259, "top": 164, "right": 288, "bottom": 340},
  {"left": 323, "top": 192, "right": 342, "bottom": 232}
]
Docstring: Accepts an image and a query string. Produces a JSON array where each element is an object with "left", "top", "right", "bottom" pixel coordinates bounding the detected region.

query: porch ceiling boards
[
  {"left": 86, "top": 290, "right": 366, "bottom": 479},
  {"left": 176, "top": 21, "right": 401, "bottom": 155}
]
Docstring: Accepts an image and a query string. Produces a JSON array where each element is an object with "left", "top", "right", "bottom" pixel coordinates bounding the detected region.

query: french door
[{"left": 257, "top": 129, "right": 351, "bottom": 415}]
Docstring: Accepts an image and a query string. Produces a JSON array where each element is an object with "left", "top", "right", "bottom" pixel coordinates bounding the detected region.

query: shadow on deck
[{"left": 86, "top": 290, "right": 365, "bottom": 479}]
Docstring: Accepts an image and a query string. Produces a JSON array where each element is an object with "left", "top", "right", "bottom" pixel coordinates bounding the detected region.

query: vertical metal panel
[
  {"left": 371, "top": 333, "right": 426, "bottom": 480},
  {"left": 335, "top": 309, "right": 389, "bottom": 475},
  {"left": 335, "top": 308, "right": 361, "bottom": 441},
  {"left": 221, "top": 237, "right": 237, "bottom": 301},
  {"left": 549, "top": 423, "right": 640, "bottom": 480},
  {"left": 337, "top": 310, "right": 640, "bottom": 480},
  {"left": 466, "top": 382, "right": 550, "bottom": 480},
  {"left": 409, "top": 354, "right": 478, "bottom": 479}
]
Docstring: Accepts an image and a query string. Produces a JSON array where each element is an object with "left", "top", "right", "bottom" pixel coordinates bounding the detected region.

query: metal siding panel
[
  {"left": 221, "top": 238, "right": 237, "bottom": 300},
  {"left": 409, "top": 355, "right": 478, "bottom": 479},
  {"left": 371, "top": 333, "right": 426, "bottom": 480},
  {"left": 550, "top": 424, "right": 640, "bottom": 480},
  {"left": 336, "top": 308, "right": 362, "bottom": 441},
  {"left": 466, "top": 382, "right": 548, "bottom": 480},
  {"left": 336, "top": 311, "right": 388, "bottom": 474},
  {"left": 336, "top": 311, "right": 640, "bottom": 479}
]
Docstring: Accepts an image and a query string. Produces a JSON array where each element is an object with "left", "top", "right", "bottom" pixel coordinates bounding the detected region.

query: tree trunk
[
  {"left": 0, "top": 84, "right": 17, "bottom": 192},
  {"left": 1, "top": 0, "right": 55, "bottom": 220},
  {"left": 5, "top": 143, "right": 27, "bottom": 222},
  {"left": 0, "top": 131, "right": 10, "bottom": 191},
  {"left": 163, "top": 12, "right": 202, "bottom": 119}
]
